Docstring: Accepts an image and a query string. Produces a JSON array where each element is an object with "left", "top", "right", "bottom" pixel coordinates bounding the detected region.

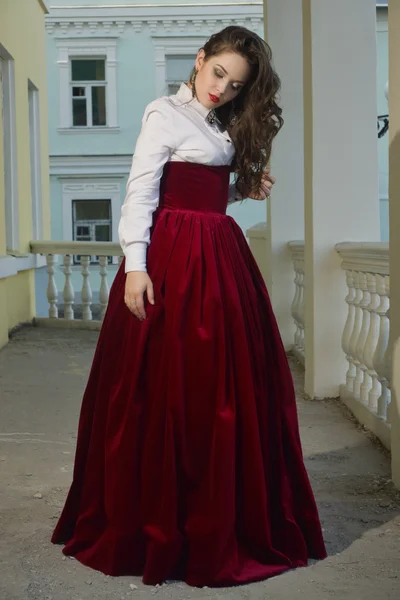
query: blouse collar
[{"left": 176, "top": 82, "right": 213, "bottom": 120}]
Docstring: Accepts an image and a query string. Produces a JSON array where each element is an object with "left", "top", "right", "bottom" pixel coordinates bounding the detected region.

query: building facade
[
  {"left": 0, "top": 0, "right": 50, "bottom": 348},
  {"left": 44, "top": 0, "right": 265, "bottom": 305}
]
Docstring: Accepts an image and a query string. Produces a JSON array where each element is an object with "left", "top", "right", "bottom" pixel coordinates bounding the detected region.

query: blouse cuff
[{"left": 124, "top": 242, "right": 148, "bottom": 273}]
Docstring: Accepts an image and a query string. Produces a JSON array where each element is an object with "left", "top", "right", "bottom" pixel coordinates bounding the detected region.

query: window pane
[
  {"left": 92, "top": 86, "right": 106, "bottom": 126},
  {"left": 77, "top": 225, "right": 90, "bottom": 237},
  {"left": 72, "top": 99, "right": 87, "bottom": 126},
  {"left": 74, "top": 200, "right": 110, "bottom": 220},
  {"left": 71, "top": 59, "right": 105, "bottom": 82},
  {"left": 95, "top": 224, "right": 111, "bottom": 242},
  {"left": 166, "top": 55, "right": 196, "bottom": 81},
  {"left": 72, "top": 86, "right": 85, "bottom": 97}
]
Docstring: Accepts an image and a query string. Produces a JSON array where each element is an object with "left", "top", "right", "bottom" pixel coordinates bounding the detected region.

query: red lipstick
[{"left": 209, "top": 94, "right": 220, "bottom": 104}]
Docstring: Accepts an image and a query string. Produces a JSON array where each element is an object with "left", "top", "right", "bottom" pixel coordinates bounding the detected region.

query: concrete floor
[{"left": 0, "top": 326, "right": 399, "bottom": 600}]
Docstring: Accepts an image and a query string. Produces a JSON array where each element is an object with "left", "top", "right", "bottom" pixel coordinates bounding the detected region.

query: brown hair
[{"left": 192, "top": 26, "right": 283, "bottom": 196}]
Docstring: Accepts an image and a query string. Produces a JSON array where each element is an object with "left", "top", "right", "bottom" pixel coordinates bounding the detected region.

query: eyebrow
[{"left": 215, "top": 63, "right": 245, "bottom": 85}]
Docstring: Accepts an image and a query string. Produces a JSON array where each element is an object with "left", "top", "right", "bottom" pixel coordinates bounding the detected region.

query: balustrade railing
[
  {"left": 335, "top": 243, "right": 391, "bottom": 449},
  {"left": 288, "top": 241, "right": 305, "bottom": 365},
  {"left": 30, "top": 241, "right": 123, "bottom": 326}
]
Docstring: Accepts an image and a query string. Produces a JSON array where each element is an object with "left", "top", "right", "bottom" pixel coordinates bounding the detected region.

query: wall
[
  {"left": 0, "top": 0, "right": 50, "bottom": 347},
  {"left": 377, "top": 8, "right": 389, "bottom": 241}
]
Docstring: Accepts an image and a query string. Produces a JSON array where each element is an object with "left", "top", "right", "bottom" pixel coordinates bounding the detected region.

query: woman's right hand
[{"left": 124, "top": 271, "right": 155, "bottom": 321}]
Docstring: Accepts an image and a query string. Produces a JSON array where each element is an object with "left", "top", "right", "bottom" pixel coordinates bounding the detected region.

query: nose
[{"left": 216, "top": 81, "right": 228, "bottom": 96}]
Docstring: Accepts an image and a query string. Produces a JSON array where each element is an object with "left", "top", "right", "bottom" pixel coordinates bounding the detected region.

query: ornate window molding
[
  {"left": 56, "top": 38, "right": 118, "bottom": 130},
  {"left": 61, "top": 180, "right": 121, "bottom": 245},
  {"left": 152, "top": 37, "right": 205, "bottom": 97}
]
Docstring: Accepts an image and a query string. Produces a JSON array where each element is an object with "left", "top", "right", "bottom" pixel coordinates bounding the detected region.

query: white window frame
[
  {"left": 56, "top": 38, "right": 118, "bottom": 132},
  {"left": 70, "top": 57, "right": 107, "bottom": 127},
  {"left": 62, "top": 180, "right": 121, "bottom": 264},
  {"left": 72, "top": 198, "right": 112, "bottom": 264},
  {"left": 0, "top": 45, "right": 19, "bottom": 252},
  {"left": 152, "top": 37, "right": 203, "bottom": 97},
  {"left": 28, "top": 79, "right": 43, "bottom": 240}
]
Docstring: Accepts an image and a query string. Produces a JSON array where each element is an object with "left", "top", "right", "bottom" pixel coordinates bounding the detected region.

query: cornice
[{"left": 45, "top": 4, "right": 263, "bottom": 36}]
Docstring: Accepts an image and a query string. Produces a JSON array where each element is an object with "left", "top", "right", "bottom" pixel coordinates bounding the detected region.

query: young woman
[{"left": 52, "top": 25, "right": 327, "bottom": 587}]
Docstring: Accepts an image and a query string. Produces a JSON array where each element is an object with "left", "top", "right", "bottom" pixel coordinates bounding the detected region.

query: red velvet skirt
[{"left": 52, "top": 162, "right": 327, "bottom": 587}]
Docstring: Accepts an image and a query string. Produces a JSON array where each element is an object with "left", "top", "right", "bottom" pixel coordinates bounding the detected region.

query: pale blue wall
[
  {"left": 46, "top": 32, "right": 158, "bottom": 155},
  {"left": 376, "top": 21, "right": 389, "bottom": 242}
]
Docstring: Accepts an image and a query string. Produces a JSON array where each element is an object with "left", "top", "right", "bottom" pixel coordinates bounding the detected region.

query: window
[
  {"left": 28, "top": 80, "right": 43, "bottom": 240},
  {"left": 56, "top": 39, "right": 118, "bottom": 131},
  {"left": 72, "top": 199, "right": 112, "bottom": 264},
  {"left": 0, "top": 46, "right": 19, "bottom": 252},
  {"left": 71, "top": 58, "right": 106, "bottom": 127},
  {"left": 152, "top": 37, "right": 204, "bottom": 97},
  {"left": 165, "top": 55, "right": 196, "bottom": 95}
]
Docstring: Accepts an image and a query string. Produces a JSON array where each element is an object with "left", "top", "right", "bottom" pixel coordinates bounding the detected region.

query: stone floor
[{"left": 0, "top": 326, "right": 399, "bottom": 600}]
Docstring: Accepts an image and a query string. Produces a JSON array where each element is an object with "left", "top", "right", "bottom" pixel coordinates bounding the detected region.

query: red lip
[{"left": 209, "top": 94, "right": 220, "bottom": 104}]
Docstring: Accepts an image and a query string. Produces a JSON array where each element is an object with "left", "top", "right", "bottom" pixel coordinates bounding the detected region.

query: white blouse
[{"left": 118, "top": 82, "right": 241, "bottom": 273}]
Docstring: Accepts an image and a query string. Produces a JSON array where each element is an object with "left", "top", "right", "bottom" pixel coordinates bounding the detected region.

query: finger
[
  {"left": 126, "top": 295, "right": 140, "bottom": 319},
  {"left": 147, "top": 281, "right": 155, "bottom": 305},
  {"left": 135, "top": 293, "right": 146, "bottom": 320},
  {"left": 262, "top": 175, "right": 275, "bottom": 186},
  {"left": 126, "top": 298, "right": 138, "bottom": 317},
  {"left": 260, "top": 183, "right": 271, "bottom": 197},
  {"left": 262, "top": 180, "right": 273, "bottom": 192}
]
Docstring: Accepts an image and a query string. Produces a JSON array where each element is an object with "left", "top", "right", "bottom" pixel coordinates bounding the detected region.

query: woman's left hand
[{"left": 247, "top": 170, "right": 276, "bottom": 201}]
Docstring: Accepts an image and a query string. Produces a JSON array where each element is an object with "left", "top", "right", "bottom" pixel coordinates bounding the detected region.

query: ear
[{"left": 195, "top": 49, "right": 206, "bottom": 71}]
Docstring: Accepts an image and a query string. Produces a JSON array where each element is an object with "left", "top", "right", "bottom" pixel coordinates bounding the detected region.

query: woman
[{"left": 52, "top": 26, "right": 327, "bottom": 587}]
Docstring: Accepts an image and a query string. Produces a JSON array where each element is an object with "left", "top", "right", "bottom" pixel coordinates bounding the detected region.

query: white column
[
  {"left": 302, "top": 0, "right": 380, "bottom": 398},
  {"left": 263, "top": 0, "right": 305, "bottom": 349},
  {"left": 388, "top": 2, "right": 400, "bottom": 488},
  {"left": 57, "top": 47, "right": 70, "bottom": 128}
]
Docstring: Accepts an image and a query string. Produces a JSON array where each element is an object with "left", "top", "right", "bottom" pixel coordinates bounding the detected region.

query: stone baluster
[
  {"left": 349, "top": 271, "right": 364, "bottom": 397},
  {"left": 342, "top": 270, "right": 356, "bottom": 392},
  {"left": 373, "top": 274, "right": 391, "bottom": 420},
  {"left": 357, "top": 272, "right": 372, "bottom": 404},
  {"left": 298, "top": 264, "right": 305, "bottom": 355},
  {"left": 80, "top": 256, "right": 92, "bottom": 321},
  {"left": 99, "top": 256, "right": 109, "bottom": 320},
  {"left": 46, "top": 254, "right": 58, "bottom": 319},
  {"left": 62, "top": 254, "right": 75, "bottom": 320},
  {"left": 363, "top": 272, "right": 381, "bottom": 411},
  {"left": 291, "top": 261, "right": 301, "bottom": 349}
]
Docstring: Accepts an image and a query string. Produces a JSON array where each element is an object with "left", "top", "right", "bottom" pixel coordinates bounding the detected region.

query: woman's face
[{"left": 193, "top": 50, "right": 251, "bottom": 110}]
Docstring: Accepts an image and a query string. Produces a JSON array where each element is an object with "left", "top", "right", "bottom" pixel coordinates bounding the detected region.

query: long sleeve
[{"left": 118, "top": 100, "right": 176, "bottom": 273}]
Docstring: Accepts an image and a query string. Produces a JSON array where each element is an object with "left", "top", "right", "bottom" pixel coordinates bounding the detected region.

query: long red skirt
[{"left": 52, "top": 162, "right": 327, "bottom": 586}]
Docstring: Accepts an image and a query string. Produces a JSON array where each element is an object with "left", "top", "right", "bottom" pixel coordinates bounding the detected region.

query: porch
[{"left": 0, "top": 325, "right": 399, "bottom": 599}]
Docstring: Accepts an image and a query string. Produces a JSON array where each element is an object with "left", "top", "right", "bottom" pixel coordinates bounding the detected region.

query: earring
[
  {"left": 190, "top": 70, "right": 198, "bottom": 98},
  {"left": 229, "top": 103, "right": 238, "bottom": 127}
]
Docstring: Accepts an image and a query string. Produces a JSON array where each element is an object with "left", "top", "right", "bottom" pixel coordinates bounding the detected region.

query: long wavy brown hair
[{"left": 191, "top": 26, "right": 283, "bottom": 196}]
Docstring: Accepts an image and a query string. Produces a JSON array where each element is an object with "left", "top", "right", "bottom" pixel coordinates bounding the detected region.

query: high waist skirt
[{"left": 52, "top": 162, "right": 327, "bottom": 587}]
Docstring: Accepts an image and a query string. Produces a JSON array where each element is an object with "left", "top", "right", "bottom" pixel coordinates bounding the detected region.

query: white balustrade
[
  {"left": 81, "top": 256, "right": 93, "bottom": 321},
  {"left": 30, "top": 241, "right": 124, "bottom": 326},
  {"left": 335, "top": 242, "right": 391, "bottom": 450},
  {"left": 46, "top": 254, "right": 58, "bottom": 319},
  {"left": 63, "top": 254, "right": 74, "bottom": 320},
  {"left": 99, "top": 256, "right": 110, "bottom": 320},
  {"left": 288, "top": 242, "right": 305, "bottom": 365}
]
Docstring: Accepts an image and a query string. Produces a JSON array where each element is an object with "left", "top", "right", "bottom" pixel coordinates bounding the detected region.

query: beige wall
[{"left": 0, "top": 0, "right": 50, "bottom": 347}]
